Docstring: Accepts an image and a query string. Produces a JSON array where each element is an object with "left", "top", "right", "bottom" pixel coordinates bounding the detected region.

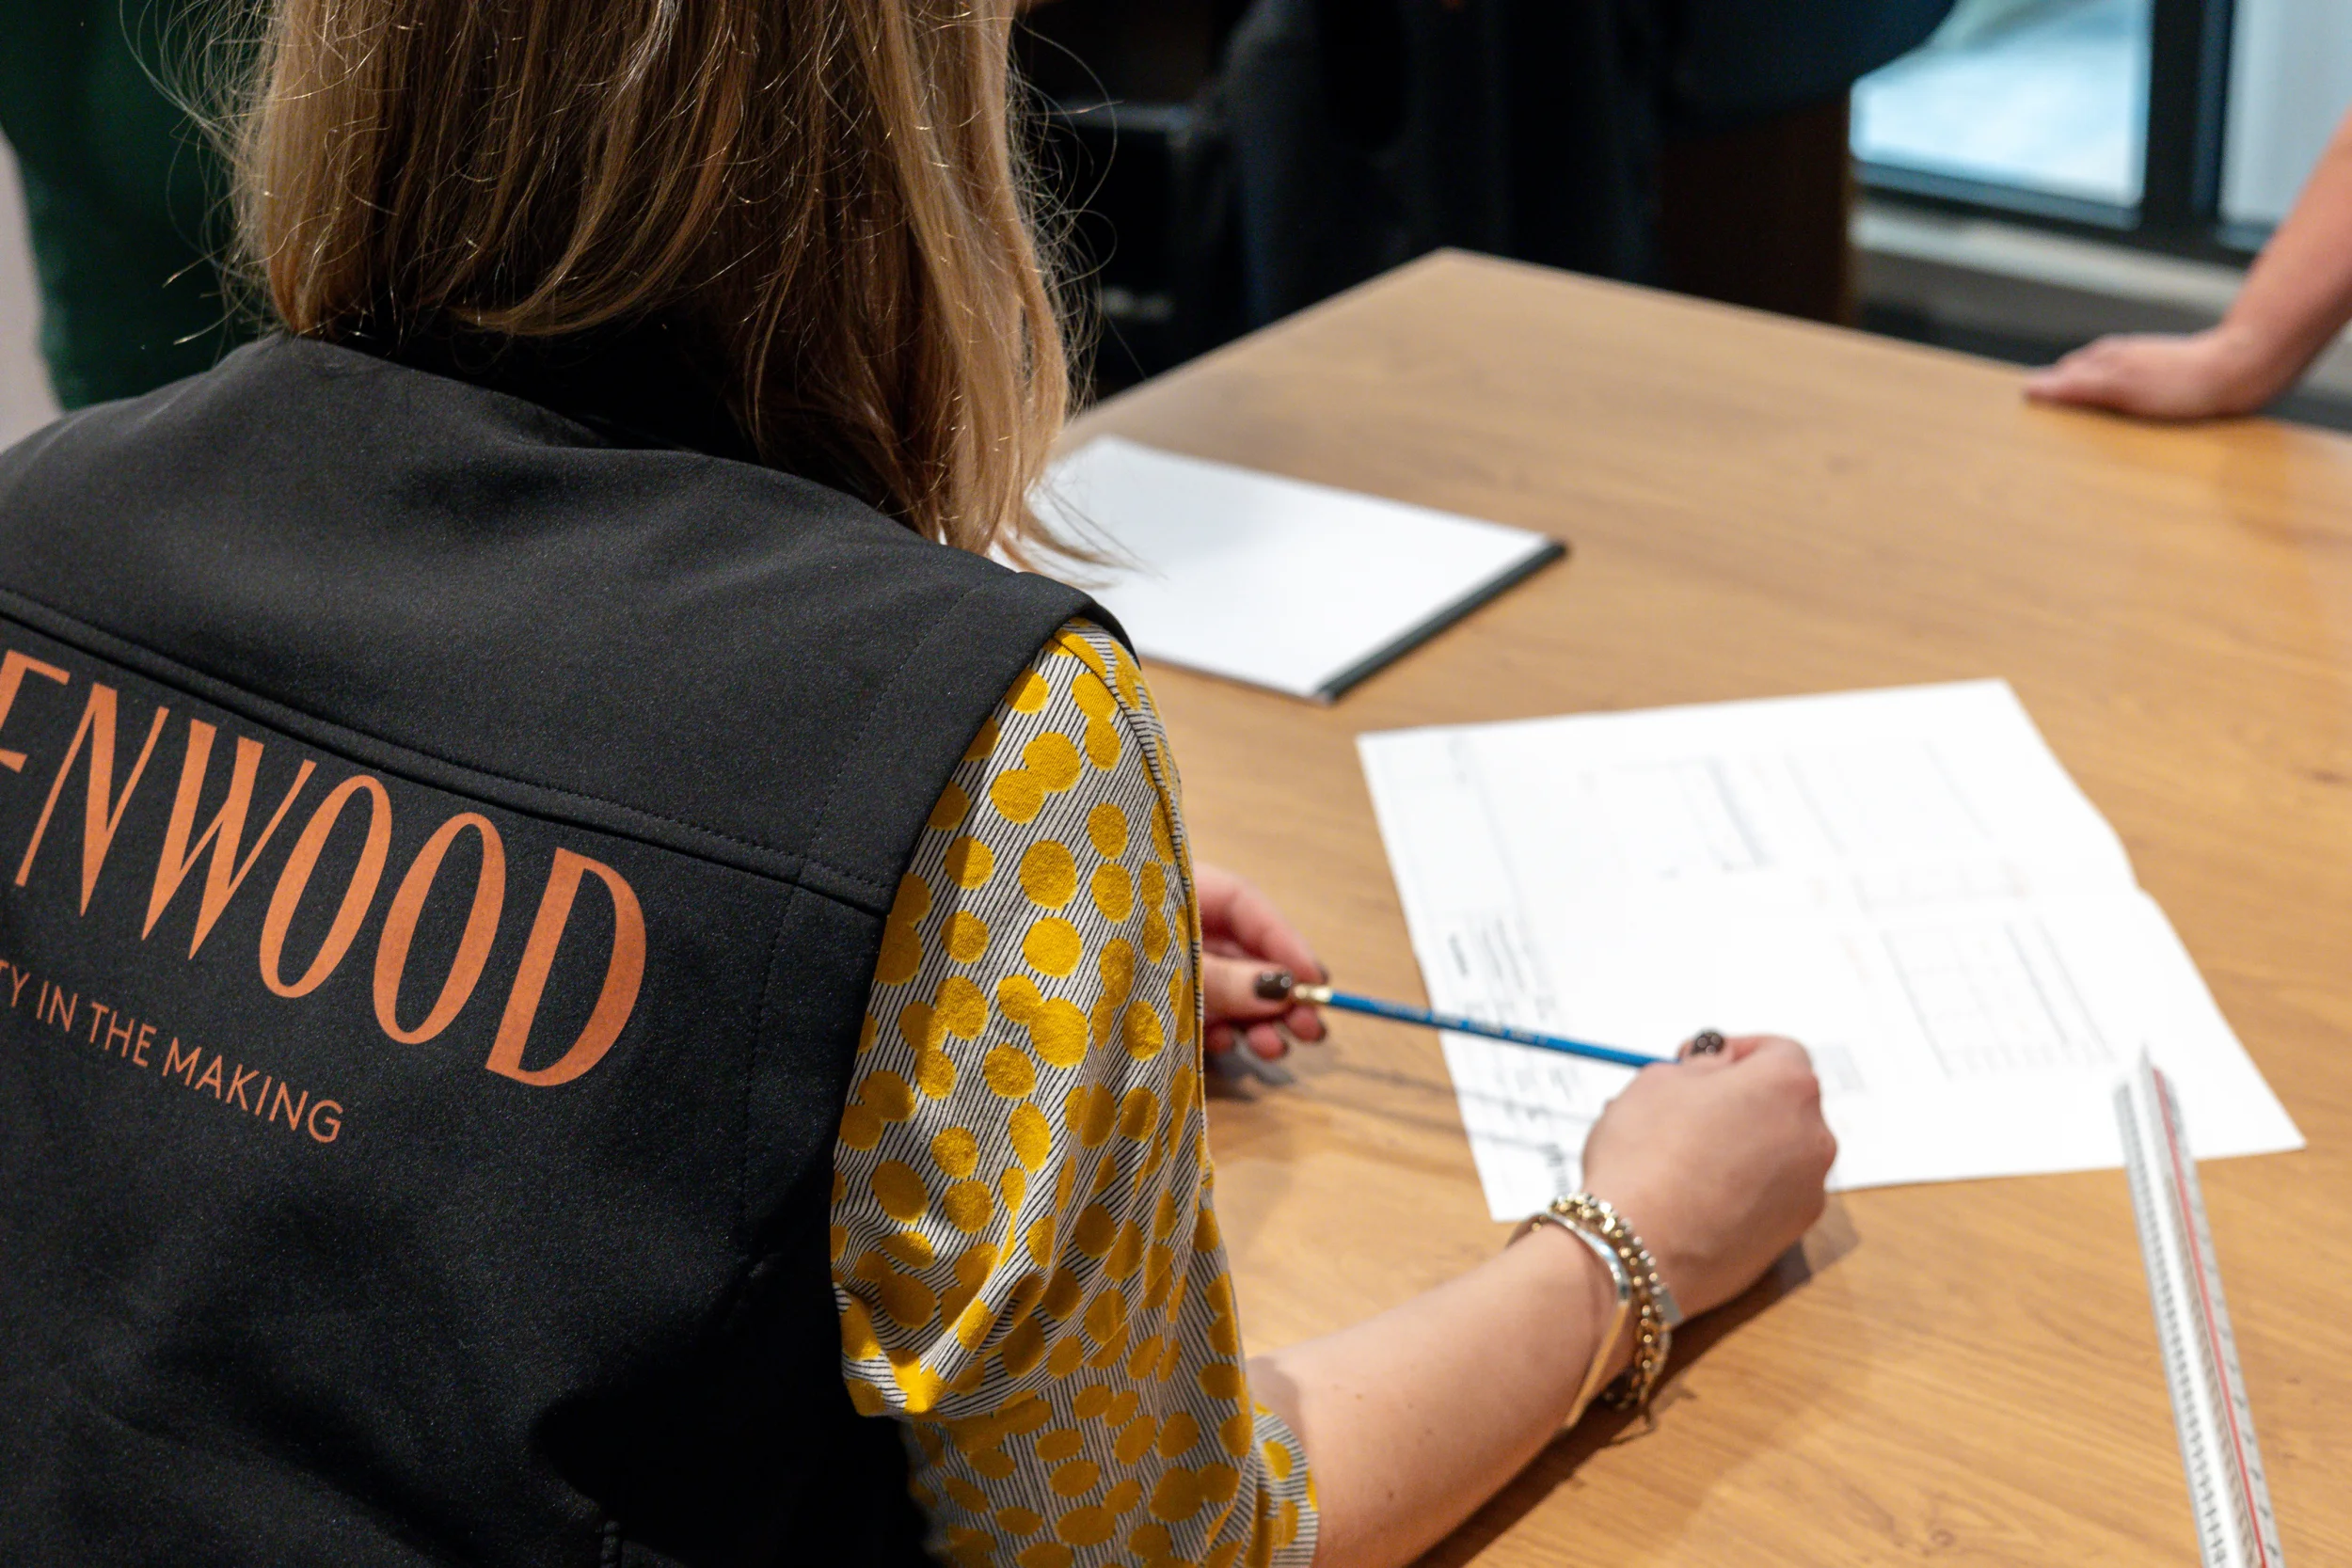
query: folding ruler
[{"left": 2116, "top": 1053, "right": 2286, "bottom": 1568}]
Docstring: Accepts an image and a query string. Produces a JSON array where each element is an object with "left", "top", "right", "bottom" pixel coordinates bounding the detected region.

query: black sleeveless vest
[{"left": 0, "top": 338, "right": 1094, "bottom": 1565}]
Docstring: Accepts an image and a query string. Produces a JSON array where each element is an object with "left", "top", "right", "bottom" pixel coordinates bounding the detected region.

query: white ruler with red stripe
[{"left": 2116, "top": 1053, "right": 2286, "bottom": 1568}]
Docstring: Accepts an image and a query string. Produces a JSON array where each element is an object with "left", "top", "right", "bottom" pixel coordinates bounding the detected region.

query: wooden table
[{"left": 1067, "top": 252, "right": 2351, "bottom": 1566}]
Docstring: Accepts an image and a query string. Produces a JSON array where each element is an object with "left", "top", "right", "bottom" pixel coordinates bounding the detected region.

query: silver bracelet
[
  {"left": 1550, "top": 1192, "right": 1680, "bottom": 1419},
  {"left": 1566, "top": 1192, "right": 1684, "bottom": 1330},
  {"left": 1513, "top": 1208, "right": 1634, "bottom": 1425}
]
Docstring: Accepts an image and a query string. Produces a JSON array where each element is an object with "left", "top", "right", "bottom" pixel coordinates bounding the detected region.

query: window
[
  {"left": 1855, "top": 0, "right": 2152, "bottom": 208},
  {"left": 1851, "top": 0, "right": 2352, "bottom": 261},
  {"left": 2220, "top": 0, "right": 2352, "bottom": 228}
]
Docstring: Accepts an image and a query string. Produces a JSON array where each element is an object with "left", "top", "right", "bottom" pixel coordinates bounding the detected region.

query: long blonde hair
[{"left": 225, "top": 0, "right": 1072, "bottom": 557}]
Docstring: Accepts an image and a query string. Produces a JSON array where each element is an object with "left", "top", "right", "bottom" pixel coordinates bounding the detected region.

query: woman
[{"left": 0, "top": 1, "right": 1835, "bottom": 1564}]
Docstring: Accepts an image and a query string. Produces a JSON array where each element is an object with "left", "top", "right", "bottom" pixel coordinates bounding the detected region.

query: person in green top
[{"left": 1, "top": 0, "right": 247, "bottom": 408}]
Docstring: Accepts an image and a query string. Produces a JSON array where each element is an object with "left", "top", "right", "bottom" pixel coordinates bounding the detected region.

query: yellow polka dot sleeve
[{"left": 831, "top": 622, "right": 1318, "bottom": 1568}]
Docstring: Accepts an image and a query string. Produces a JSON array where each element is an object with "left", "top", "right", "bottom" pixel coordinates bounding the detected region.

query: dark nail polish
[{"left": 1253, "top": 970, "right": 1295, "bottom": 1002}]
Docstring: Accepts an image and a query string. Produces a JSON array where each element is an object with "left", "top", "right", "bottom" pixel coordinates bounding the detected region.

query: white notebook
[{"left": 1031, "top": 437, "right": 1564, "bottom": 702}]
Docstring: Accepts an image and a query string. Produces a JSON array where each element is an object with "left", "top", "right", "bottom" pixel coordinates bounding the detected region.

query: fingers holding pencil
[
  {"left": 1201, "top": 958, "right": 1323, "bottom": 1059},
  {"left": 1276, "top": 982, "right": 1695, "bottom": 1070},
  {"left": 1248, "top": 964, "right": 1803, "bottom": 1097},
  {"left": 1679, "top": 1029, "right": 1727, "bottom": 1062},
  {"left": 1678, "top": 1032, "right": 1796, "bottom": 1068},
  {"left": 1195, "top": 862, "right": 1328, "bottom": 1060}
]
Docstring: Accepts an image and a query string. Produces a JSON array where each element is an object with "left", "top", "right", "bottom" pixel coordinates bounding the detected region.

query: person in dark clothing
[
  {"left": 0, "top": 1, "right": 1835, "bottom": 1563},
  {"left": 1183, "top": 0, "right": 1956, "bottom": 344}
]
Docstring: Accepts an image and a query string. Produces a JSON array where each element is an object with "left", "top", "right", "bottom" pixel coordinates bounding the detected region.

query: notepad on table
[
  {"left": 1032, "top": 437, "right": 1564, "bottom": 702},
  {"left": 1357, "top": 681, "right": 2303, "bottom": 1218}
]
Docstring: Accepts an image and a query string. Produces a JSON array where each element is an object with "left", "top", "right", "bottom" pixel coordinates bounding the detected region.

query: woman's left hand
[{"left": 1194, "top": 862, "right": 1327, "bottom": 1061}]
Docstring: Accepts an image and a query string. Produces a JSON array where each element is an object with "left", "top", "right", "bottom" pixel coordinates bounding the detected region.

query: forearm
[
  {"left": 1248, "top": 1224, "right": 1630, "bottom": 1568},
  {"left": 2218, "top": 110, "right": 2352, "bottom": 393}
]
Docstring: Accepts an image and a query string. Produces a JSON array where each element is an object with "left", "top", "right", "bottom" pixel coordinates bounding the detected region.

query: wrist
[
  {"left": 1510, "top": 1210, "right": 1638, "bottom": 1417},
  {"left": 1552, "top": 1222, "right": 1639, "bottom": 1383},
  {"left": 1533, "top": 1192, "right": 1681, "bottom": 1418},
  {"left": 2206, "top": 317, "right": 2305, "bottom": 408},
  {"left": 1581, "top": 1243, "right": 1638, "bottom": 1384},
  {"left": 1579, "top": 1181, "right": 1702, "bottom": 1319}
]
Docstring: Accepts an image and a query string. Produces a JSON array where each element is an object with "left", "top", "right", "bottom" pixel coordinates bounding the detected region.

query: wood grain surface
[{"left": 1064, "top": 252, "right": 2352, "bottom": 1567}]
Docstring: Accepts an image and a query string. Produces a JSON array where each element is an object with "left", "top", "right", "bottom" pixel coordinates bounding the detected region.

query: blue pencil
[{"left": 1288, "top": 983, "right": 1667, "bottom": 1069}]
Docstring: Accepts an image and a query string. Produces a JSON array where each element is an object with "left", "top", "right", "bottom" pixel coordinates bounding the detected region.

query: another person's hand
[
  {"left": 2023, "top": 325, "right": 2285, "bottom": 420},
  {"left": 1579, "top": 1034, "right": 1836, "bottom": 1319},
  {"left": 1193, "top": 862, "right": 1327, "bottom": 1061}
]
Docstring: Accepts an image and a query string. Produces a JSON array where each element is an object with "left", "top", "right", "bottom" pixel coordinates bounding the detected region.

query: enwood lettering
[
  {"left": 259, "top": 774, "right": 391, "bottom": 999},
  {"left": 485, "top": 848, "right": 646, "bottom": 1086},
  {"left": 12, "top": 683, "right": 169, "bottom": 911},
  {"left": 7, "top": 648, "right": 649, "bottom": 1089},
  {"left": 0, "top": 648, "right": 70, "bottom": 773},
  {"left": 143, "top": 719, "right": 314, "bottom": 958},
  {"left": 373, "top": 812, "right": 504, "bottom": 1045}
]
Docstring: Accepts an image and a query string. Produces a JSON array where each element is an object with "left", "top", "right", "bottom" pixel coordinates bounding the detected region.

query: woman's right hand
[
  {"left": 1250, "top": 1031, "right": 1836, "bottom": 1568},
  {"left": 1580, "top": 1035, "right": 1837, "bottom": 1320}
]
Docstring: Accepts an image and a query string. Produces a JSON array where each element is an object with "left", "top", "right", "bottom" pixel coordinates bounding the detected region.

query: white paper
[
  {"left": 1357, "top": 680, "right": 2304, "bottom": 1218},
  {"left": 1033, "top": 437, "right": 1561, "bottom": 701}
]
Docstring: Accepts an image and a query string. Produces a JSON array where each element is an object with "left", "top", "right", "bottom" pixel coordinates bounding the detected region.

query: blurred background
[
  {"left": 5, "top": 0, "right": 2350, "bottom": 445},
  {"left": 1, "top": 142, "right": 48, "bottom": 447}
]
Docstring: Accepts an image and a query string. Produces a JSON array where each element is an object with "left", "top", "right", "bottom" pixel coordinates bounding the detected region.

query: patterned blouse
[{"left": 831, "top": 622, "right": 1319, "bottom": 1568}]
